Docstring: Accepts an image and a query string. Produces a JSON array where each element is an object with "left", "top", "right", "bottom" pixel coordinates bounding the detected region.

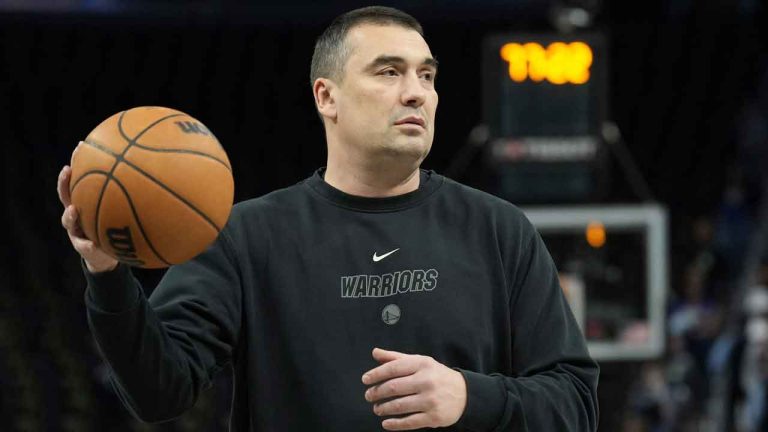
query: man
[{"left": 58, "top": 6, "right": 599, "bottom": 431}]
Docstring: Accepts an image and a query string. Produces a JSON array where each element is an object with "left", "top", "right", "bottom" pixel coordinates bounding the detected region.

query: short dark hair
[{"left": 310, "top": 6, "right": 424, "bottom": 86}]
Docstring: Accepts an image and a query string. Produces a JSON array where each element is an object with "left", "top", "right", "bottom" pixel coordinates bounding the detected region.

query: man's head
[
  {"left": 310, "top": 6, "right": 425, "bottom": 87},
  {"left": 311, "top": 6, "right": 438, "bottom": 168}
]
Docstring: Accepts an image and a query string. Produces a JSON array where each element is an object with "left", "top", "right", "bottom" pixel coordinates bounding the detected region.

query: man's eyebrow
[
  {"left": 365, "top": 55, "right": 439, "bottom": 70},
  {"left": 424, "top": 57, "right": 439, "bottom": 70}
]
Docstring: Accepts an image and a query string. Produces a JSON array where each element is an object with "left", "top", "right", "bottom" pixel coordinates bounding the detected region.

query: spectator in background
[
  {"left": 625, "top": 361, "right": 675, "bottom": 432},
  {"left": 669, "top": 264, "right": 722, "bottom": 390},
  {"left": 738, "top": 283, "right": 768, "bottom": 431}
]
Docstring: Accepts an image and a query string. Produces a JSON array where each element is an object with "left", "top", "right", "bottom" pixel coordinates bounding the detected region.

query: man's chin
[{"left": 381, "top": 140, "right": 431, "bottom": 160}]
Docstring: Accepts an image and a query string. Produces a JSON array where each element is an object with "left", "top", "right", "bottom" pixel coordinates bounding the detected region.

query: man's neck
[{"left": 324, "top": 157, "right": 421, "bottom": 198}]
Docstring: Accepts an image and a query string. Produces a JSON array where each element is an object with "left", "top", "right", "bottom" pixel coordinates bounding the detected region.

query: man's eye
[
  {"left": 421, "top": 72, "right": 434, "bottom": 81},
  {"left": 381, "top": 69, "right": 398, "bottom": 76}
]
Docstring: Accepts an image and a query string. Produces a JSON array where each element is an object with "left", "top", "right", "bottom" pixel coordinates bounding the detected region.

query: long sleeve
[
  {"left": 84, "top": 229, "right": 242, "bottom": 423},
  {"left": 455, "top": 228, "right": 600, "bottom": 431}
]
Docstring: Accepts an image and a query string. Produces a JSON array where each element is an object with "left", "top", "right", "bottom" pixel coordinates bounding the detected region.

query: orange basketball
[{"left": 69, "top": 106, "right": 234, "bottom": 268}]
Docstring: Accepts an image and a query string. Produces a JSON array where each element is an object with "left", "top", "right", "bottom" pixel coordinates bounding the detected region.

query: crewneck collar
[{"left": 305, "top": 167, "right": 443, "bottom": 213}]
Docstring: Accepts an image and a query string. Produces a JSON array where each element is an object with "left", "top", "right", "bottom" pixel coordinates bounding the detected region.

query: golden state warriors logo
[{"left": 382, "top": 304, "right": 401, "bottom": 325}]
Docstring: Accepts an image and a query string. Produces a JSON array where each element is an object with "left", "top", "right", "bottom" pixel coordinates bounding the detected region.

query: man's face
[{"left": 331, "top": 24, "right": 438, "bottom": 163}]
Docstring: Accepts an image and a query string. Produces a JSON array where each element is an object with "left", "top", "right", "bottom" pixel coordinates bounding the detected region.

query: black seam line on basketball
[
  {"left": 128, "top": 113, "right": 187, "bottom": 149},
  {"left": 92, "top": 111, "right": 183, "bottom": 249},
  {"left": 107, "top": 175, "right": 173, "bottom": 266},
  {"left": 70, "top": 170, "right": 111, "bottom": 193},
  {"left": 122, "top": 161, "right": 222, "bottom": 232},
  {"left": 82, "top": 138, "right": 120, "bottom": 157},
  {"left": 71, "top": 170, "right": 171, "bottom": 266},
  {"left": 82, "top": 138, "right": 229, "bottom": 176},
  {"left": 70, "top": 171, "right": 110, "bottom": 249},
  {"left": 93, "top": 110, "right": 128, "bottom": 249},
  {"left": 128, "top": 143, "right": 232, "bottom": 172},
  {"left": 69, "top": 141, "right": 117, "bottom": 196},
  {"left": 81, "top": 139, "right": 229, "bottom": 231},
  {"left": 117, "top": 110, "right": 131, "bottom": 144},
  {"left": 85, "top": 122, "right": 231, "bottom": 172},
  {"left": 119, "top": 112, "right": 223, "bottom": 233},
  {"left": 94, "top": 111, "right": 188, "bottom": 247}
]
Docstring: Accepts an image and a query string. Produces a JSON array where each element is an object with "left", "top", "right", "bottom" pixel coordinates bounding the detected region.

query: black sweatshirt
[{"left": 84, "top": 168, "right": 599, "bottom": 431}]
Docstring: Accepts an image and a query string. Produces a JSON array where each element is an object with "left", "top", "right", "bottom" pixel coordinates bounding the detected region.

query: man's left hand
[{"left": 362, "top": 347, "right": 467, "bottom": 431}]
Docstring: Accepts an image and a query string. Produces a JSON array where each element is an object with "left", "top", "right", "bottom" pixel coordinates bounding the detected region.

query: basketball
[{"left": 69, "top": 106, "right": 234, "bottom": 269}]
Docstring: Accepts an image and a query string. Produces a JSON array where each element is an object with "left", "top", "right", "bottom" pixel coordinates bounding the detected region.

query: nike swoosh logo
[{"left": 373, "top": 248, "right": 400, "bottom": 262}]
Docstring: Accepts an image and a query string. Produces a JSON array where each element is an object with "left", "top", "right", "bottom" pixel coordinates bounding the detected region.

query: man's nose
[{"left": 400, "top": 72, "right": 427, "bottom": 107}]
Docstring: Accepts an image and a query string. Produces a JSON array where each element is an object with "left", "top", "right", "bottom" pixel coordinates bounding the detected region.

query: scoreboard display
[{"left": 482, "top": 33, "right": 608, "bottom": 203}]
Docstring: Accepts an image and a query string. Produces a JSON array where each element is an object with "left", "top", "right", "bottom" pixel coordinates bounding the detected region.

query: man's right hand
[{"left": 58, "top": 162, "right": 119, "bottom": 273}]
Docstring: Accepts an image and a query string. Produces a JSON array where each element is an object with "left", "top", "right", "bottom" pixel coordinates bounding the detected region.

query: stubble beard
[{"left": 376, "top": 129, "right": 431, "bottom": 163}]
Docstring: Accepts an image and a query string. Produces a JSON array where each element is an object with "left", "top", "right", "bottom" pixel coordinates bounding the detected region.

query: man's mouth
[{"left": 394, "top": 116, "right": 426, "bottom": 128}]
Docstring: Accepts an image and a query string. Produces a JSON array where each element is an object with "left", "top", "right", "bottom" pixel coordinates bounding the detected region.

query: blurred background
[{"left": 1, "top": 0, "right": 767, "bottom": 430}]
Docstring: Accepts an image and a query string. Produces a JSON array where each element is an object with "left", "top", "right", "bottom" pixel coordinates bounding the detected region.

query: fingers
[
  {"left": 67, "top": 226, "right": 119, "bottom": 273},
  {"left": 57, "top": 165, "right": 72, "bottom": 207},
  {"left": 69, "top": 231, "right": 97, "bottom": 252},
  {"left": 61, "top": 204, "right": 85, "bottom": 239},
  {"left": 59, "top": 141, "right": 85, "bottom": 206},
  {"left": 374, "top": 394, "right": 432, "bottom": 417},
  {"left": 365, "top": 375, "right": 424, "bottom": 403},
  {"left": 364, "top": 351, "right": 465, "bottom": 430},
  {"left": 363, "top": 356, "right": 422, "bottom": 386},
  {"left": 372, "top": 347, "right": 407, "bottom": 363},
  {"left": 381, "top": 413, "right": 432, "bottom": 431},
  {"left": 64, "top": 216, "right": 94, "bottom": 252}
]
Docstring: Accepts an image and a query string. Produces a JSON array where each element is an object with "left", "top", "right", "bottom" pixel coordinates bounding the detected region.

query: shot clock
[{"left": 482, "top": 33, "right": 608, "bottom": 203}]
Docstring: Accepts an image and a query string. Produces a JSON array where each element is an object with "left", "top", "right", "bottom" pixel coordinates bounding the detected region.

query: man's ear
[{"left": 313, "top": 78, "right": 338, "bottom": 122}]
